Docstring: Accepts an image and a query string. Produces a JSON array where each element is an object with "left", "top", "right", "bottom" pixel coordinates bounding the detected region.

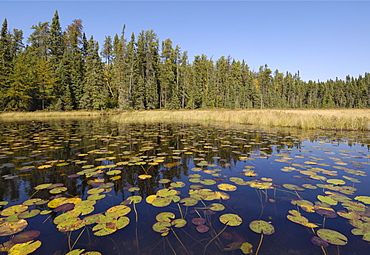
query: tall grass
[
  {"left": 110, "top": 109, "right": 370, "bottom": 131},
  {"left": 0, "top": 110, "right": 106, "bottom": 121},
  {"left": 1, "top": 109, "right": 370, "bottom": 131}
]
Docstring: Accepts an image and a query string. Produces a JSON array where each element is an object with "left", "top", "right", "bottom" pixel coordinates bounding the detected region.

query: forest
[{"left": 0, "top": 11, "right": 369, "bottom": 112}]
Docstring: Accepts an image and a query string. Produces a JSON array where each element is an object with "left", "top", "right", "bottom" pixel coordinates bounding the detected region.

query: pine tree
[
  {"left": 0, "top": 19, "right": 13, "bottom": 110},
  {"left": 80, "top": 36, "right": 106, "bottom": 109},
  {"left": 49, "top": 10, "right": 64, "bottom": 66}
]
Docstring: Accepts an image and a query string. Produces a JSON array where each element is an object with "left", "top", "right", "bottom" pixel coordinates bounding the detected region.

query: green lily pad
[
  {"left": 317, "top": 229, "right": 348, "bottom": 246},
  {"left": 49, "top": 186, "right": 68, "bottom": 194},
  {"left": 152, "top": 197, "right": 172, "bottom": 207},
  {"left": 209, "top": 203, "right": 225, "bottom": 211},
  {"left": 172, "top": 219, "right": 187, "bottom": 228},
  {"left": 219, "top": 214, "right": 242, "bottom": 226},
  {"left": 8, "top": 240, "right": 41, "bottom": 255},
  {"left": 22, "top": 199, "right": 42, "bottom": 206},
  {"left": 249, "top": 220, "right": 275, "bottom": 235},
  {"left": 87, "top": 194, "right": 106, "bottom": 201},
  {"left": 106, "top": 205, "right": 131, "bottom": 218},
  {"left": 87, "top": 188, "right": 105, "bottom": 194},
  {"left": 57, "top": 218, "right": 85, "bottom": 232},
  {"left": 53, "top": 211, "right": 80, "bottom": 225},
  {"left": 34, "top": 183, "right": 52, "bottom": 190},
  {"left": 152, "top": 221, "right": 171, "bottom": 233},
  {"left": 283, "top": 184, "right": 304, "bottom": 191},
  {"left": 127, "top": 195, "right": 142, "bottom": 204},
  {"left": 18, "top": 209, "right": 40, "bottom": 219},
  {"left": 200, "top": 179, "right": 217, "bottom": 185},
  {"left": 170, "top": 181, "right": 185, "bottom": 188},
  {"left": 1, "top": 205, "right": 28, "bottom": 216},
  {"left": 317, "top": 195, "right": 338, "bottom": 206},
  {"left": 156, "top": 189, "right": 177, "bottom": 197},
  {"left": 240, "top": 242, "right": 253, "bottom": 254},
  {"left": 179, "top": 197, "right": 198, "bottom": 207},
  {"left": 158, "top": 179, "right": 171, "bottom": 184},
  {"left": 156, "top": 212, "right": 175, "bottom": 222}
]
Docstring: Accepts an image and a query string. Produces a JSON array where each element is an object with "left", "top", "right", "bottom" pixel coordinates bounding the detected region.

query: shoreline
[{"left": 1, "top": 109, "right": 370, "bottom": 131}]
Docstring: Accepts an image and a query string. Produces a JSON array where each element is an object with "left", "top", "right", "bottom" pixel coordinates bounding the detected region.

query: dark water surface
[{"left": 0, "top": 119, "right": 369, "bottom": 255}]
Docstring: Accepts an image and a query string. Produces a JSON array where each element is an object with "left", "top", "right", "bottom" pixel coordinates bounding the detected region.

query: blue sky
[{"left": 1, "top": 1, "right": 369, "bottom": 82}]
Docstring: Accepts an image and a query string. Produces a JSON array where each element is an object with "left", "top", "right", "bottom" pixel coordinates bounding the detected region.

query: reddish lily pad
[
  {"left": 192, "top": 218, "right": 206, "bottom": 226},
  {"left": 311, "top": 236, "right": 329, "bottom": 247},
  {"left": 316, "top": 209, "right": 337, "bottom": 218},
  {"left": 54, "top": 203, "right": 75, "bottom": 212},
  {"left": 196, "top": 224, "right": 209, "bottom": 233},
  {"left": 12, "top": 230, "right": 40, "bottom": 244}
]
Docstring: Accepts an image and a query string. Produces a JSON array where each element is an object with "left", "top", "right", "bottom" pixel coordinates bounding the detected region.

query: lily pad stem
[
  {"left": 171, "top": 228, "right": 190, "bottom": 255},
  {"left": 29, "top": 189, "right": 39, "bottom": 199},
  {"left": 166, "top": 237, "right": 177, "bottom": 255},
  {"left": 133, "top": 202, "right": 138, "bottom": 222},
  {"left": 322, "top": 216, "right": 326, "bottom": 229},
  {"left": 255, "top": 233, "right": 264, "bottom": 255},
  {"left": 177, "top": 203, "right": 184, "bottom": 219},
  {"left": 71, "top": 227, "right": 86, "bottom": 250},
  {"left": 321, "top": 246, "right": 327, "bottom": 255},
  {"left": 203, "top": 225, "right": 228, "bottom": 255}
]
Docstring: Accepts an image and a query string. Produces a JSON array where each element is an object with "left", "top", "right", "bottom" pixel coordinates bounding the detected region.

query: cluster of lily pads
[{"left": 0, "top": 121, "right": 370, "bottom": 254}]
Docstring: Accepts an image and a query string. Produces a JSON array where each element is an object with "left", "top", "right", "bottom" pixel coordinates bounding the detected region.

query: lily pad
[
  {"left": 54, "top": 203, "right": 75, "bottom": 212},
  {"left": 172, "top": 219, "right": 187, "bottom": 228},
  {"left": 156, "top": 212, "right": 175, "bottom": 222},
  {"left": 152, "top": 221, "right": 171, "bottom": 233},
  {"left": 283, "top": 184, "right": 304, "bottom": 191},
  {"left": 8, "top": 240, "right": 41, "bottom": 255},
  {"left": 219, "top": 214, "right": 242, "bottom": 226},
  {"left": 218, "top": 183, "right": 237, "bottom": 191},
  {"left": 1, "top": 205, "right": 28, "bottom": 216},
  {"left": 317, "top": 229, "right": 348, "bottom": 246},
  {"left": 311, "top": 236, "right": 329, "bottom": 247},
  {"left": 0, "top": 219, "right": 28, "bottom": 236},
  {"left": 192, "top": 218, "right": 206, "bottom": 226},
  {"left": 179, "top": 197, "right": 198, "bottom": 207},
  {"left": 249, "top": 220, "right": 274, "bottom": 235},
  {"left": 196, "top": 224, "right": 209, "bottom": 233},
  {"left": 12, "top": 230, "right": 40, "bottom": 244}
]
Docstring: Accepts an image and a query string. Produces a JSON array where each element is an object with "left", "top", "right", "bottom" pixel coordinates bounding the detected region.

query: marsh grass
[
  {"left": 111, "top": 109, "right": 370, "bottom": 131},
  {"left": 1, "top": 109, "right": 370, "bottom": 131},
  {"left": 0, "top": 110, "right": 106, "bottom": 121}
]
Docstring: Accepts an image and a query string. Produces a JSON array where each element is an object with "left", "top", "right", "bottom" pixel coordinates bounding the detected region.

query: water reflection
[{"left": 0, "top": 119, "right": 369, "bottom": 254}]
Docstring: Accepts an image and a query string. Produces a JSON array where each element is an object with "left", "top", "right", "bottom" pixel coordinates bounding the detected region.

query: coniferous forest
[{"left": 1, "top": 11, "right": 369, "bottom": 112}]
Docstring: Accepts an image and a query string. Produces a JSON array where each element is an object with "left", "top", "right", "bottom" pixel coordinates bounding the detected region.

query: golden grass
[
  {"left": 0, "top": 110, "right": 106, "bottom": 121},
  {"left": 1, "top": 109, "right": 370, "bottom": 131},
  {"left": 110, "top": 109, "right": 370, "bottom": 131}
]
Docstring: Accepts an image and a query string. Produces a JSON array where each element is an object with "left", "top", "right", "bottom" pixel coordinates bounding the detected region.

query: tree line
[{"left": 1, "top": 11, "right": 369, "bottom": 111}]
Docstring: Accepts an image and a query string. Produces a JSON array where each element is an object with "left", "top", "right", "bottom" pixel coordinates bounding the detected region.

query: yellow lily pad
[
  {"left": 217, "top": 183, "right": 237, "bottom": 191},
  {"left": 8, "top": 240, "right": 41, "bottom": 255}
]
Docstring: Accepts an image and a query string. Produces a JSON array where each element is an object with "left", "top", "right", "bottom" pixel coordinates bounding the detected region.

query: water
[{"left": 0, "top": 119, "right": 369, "bottom": 255}]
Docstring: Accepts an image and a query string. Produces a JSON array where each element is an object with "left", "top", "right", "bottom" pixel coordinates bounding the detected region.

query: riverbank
[{"left": 1, "top": 109, "right": 370, "bottom": 131}]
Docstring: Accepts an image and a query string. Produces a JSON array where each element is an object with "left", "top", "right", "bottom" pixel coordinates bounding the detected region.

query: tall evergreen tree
[
  {"left": 80, "top": 36, "right": 106, "bottom": 109},
  {"left": 49, "top": 10, "right": 64, "bottom": 65}
]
